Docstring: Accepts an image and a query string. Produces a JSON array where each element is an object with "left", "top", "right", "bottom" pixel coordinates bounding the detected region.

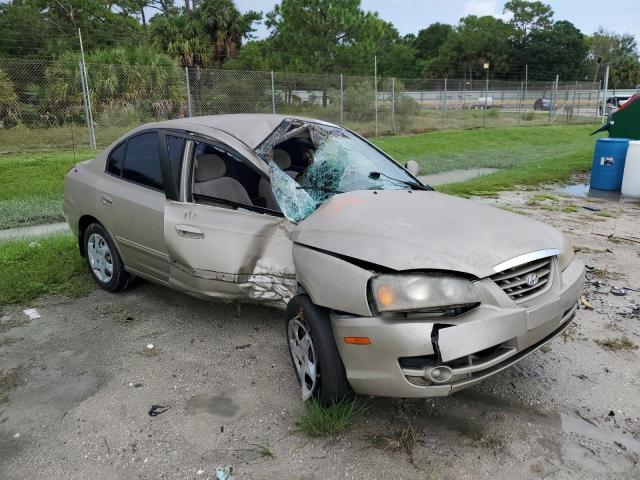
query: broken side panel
[{"left": 164, "top": 201, "right": 296, "bottom": 306}]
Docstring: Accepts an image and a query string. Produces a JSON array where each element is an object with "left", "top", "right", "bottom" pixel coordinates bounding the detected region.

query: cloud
[{"left": 462, "top": 0, "right": 513, "bottom": 20}]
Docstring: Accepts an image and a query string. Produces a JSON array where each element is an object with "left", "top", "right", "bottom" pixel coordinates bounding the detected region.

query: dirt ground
[{"left": 1, "top": 178, "right": 640, "bottom": 480}]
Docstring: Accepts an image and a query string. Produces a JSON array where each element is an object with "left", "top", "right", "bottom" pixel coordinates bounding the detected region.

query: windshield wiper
[
  {"left": 296, "top": 185, "right": 344, "bottom": 194},
  {"left": 368, "top": 171, "right": 430, "bottom": 191}
]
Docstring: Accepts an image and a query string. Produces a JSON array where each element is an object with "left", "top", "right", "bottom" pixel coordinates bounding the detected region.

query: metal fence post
[
  {"left": 601, "top": 65, "right": 609, "bottom": 123},
  {"left": 78, "top": 29, "right": 96, "bottom": 149},
  {"left": 483, "top": 69, "right": 489, "bottom": 128},
  {"left": 549, "top": 82, "right": 556, "bottom": 125},
  {"left": 374, "top": 56, "right": 378, "bottom": 136},
  {"left": 391, "top": 77, "right": 397, "bottom": 134},
  {"left": 340, "top": 73, "right": 344, "bottom": 126},
  {"left": 185, "top": 67, "right": 193, "bottom": 117},
  {"left": 271, "top": 70, "right": 276, "bottom": 114},
  {"left": 79, "top": 60, "right": 93, "bottom": 147},
  {"left": 517, "top": 81, "right": 523, "bottom": 125},
  {"left": 570, "top": 81, "right": 577, "bottom": 124},
  {"left": 443, "top": 78, "right": 447, "bottom": 129},
  {"left": 79, "top": 61, "right": 96, "bottom": 149}
]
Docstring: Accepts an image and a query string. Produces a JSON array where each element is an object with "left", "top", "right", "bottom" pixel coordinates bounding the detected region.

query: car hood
[{"left": 291, "top": 190, "right": 564, "bottom": 278}]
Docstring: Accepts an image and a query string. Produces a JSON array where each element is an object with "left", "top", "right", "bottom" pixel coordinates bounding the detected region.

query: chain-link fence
[{"left": 0, "top": 58, "right": 606, "bottom": 152}]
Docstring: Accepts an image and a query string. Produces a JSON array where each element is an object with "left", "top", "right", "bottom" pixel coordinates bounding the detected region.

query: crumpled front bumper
[{"left": 330, "top": 257, "right": 585, "bottom": 398}]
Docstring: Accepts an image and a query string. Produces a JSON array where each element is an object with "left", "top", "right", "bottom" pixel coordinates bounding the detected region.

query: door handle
[
  {"left": 175, "top": 224, "right": 205, "bottom": 239},
  {"left": 100, "top": 195, "right": 113, "bottom": 207}
]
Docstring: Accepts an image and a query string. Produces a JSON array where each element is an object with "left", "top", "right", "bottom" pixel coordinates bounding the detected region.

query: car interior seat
[
  {"left": 193, "top": 153, "right": 252, "bottom": 206},
  {"left": 258, "top": 148, "right": 298, "bottom": 211}
]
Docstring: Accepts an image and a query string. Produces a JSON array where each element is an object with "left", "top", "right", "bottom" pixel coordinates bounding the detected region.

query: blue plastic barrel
[{"left": 590, "top": 138, "right": 631, "bottom": 191}]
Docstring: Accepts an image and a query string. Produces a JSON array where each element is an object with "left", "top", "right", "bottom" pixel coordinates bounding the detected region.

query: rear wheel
[
  {"left": 84, "top": 222, "right": 134, "bottom": 292},
  {"left": 285, "top": 294, "right": 354, "bottom": 406}
]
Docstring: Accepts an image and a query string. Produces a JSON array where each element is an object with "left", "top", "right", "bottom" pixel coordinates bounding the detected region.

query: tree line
[{"left": 0, "top": 0, "right": 639, "bottom": 87}]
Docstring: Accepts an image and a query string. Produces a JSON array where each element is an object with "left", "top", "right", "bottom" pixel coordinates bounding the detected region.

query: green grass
[
  {"left": 437, "top": 149, "right": 593, "bottom": 197},
  {"left": 0, "top": 234, "right": 93, "bottom": 307},
  {"left": 372, "top": 124, "right": 599, "bottom": 175},
  {"left": 297, "top": 398, "right": 368, "bottom": 437},
  {"left": 0, "top": 149, "right": 94, "bottom": 229}
]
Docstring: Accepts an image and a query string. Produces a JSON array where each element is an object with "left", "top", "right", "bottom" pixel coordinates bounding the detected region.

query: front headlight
[
  {"left": 370, "top": 274, "right": 481, "bottom": 314},
  {"left": 558, "top": 239, "right": 575, "bottom": 271}
]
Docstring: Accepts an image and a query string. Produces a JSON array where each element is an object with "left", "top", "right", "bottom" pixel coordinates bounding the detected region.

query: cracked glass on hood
[{"left": 267, "top": 123, "right": 422, "bottom": 223}]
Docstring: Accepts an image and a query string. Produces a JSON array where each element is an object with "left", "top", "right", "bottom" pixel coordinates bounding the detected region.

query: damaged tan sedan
[{"left": 64, "top": 114, "right": 585, "bottom": 405}]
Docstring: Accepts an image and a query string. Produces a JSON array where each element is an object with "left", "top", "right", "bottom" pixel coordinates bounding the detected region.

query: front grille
[{"left": 491, "top": 256, "right": 553, "bottom": 303}]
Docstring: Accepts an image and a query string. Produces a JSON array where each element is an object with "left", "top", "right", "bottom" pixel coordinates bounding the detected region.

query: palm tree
[{"left": 197, "top": 0, "right": 260, "bottom": 65}]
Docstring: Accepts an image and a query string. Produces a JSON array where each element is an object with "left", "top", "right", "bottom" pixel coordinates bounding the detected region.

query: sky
[{"left": 234, "top": 0, "right": 640, "bottom": 42}]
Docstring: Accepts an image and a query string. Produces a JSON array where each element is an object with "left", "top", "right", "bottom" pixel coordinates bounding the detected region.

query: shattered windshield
[{"left": 264, "top": 123, "right": 422, "bottom": 223}]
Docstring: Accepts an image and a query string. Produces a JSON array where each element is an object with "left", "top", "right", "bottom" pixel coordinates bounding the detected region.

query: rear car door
[
  {"left": 99, "top": 131, "right": 172, "bottom": 282},
  {"left": 162, "top": 136, "right": 296, "bottom": 304}
]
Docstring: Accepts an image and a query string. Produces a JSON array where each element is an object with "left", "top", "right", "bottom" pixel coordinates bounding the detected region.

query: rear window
[
  {"left": 122, "top": 132, "right": 163, "bottom": 190},
  {"left": 107, "top": 143, "right": 126, "bottom": 176}
]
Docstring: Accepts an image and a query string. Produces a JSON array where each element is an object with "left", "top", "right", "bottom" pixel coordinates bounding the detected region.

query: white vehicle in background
[
  {"left": 600, "top": 95, "right": 631, "bottom": 118},
  {"left": 473, "top": 96, "right": 493, "bottom": 109}
]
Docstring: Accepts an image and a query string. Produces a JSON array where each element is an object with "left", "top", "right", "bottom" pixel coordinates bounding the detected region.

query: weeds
[
  {"left": 368, "top": 425, "right": 418, "bottom": 458},
  {"left": 255, "top": 444, "right": 274, "bottom": 458},
  {"left": 596, "top": 211, "right": 617, "bottom": 218},
  {"left": 298, "top": 398, "right": 368, "bottom": 437},
  {"left": 497, "top": 205, "right": 530, "bottom": 215},
  {"left": 604, "top": 321, "right": 623, "bottom": 332},
  {"left": 595, "top": 337, "right": 638, "bottom": 352},
  {"left": 94, "top": 302, "right": 143, "bottom": 325},
  {"left": 561, "top": 205, "right": 578, "bottom": 213},
  {"left": 532, "top": 193, "right": 557, "bottom": 202},
  {"left": 561, "top": 324, "right": 578, "bottom": 342}
]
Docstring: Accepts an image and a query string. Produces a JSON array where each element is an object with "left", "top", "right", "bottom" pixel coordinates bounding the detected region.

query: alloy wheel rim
[
  {"left": 87, "top": 233, "right": 113, "bottom": 284},
  {"left": 288, "top": 316, "right": 318, "bottom": 401}
]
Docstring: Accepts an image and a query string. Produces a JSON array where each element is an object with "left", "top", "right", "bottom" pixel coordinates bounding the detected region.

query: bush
[
  {"left": 0, "top": 69, "right": 19, "bottom": 129},
  {"left": 39, "top": 48, "right": 187, "bottom": 125},
  {"left": 395, "top": 95, "right": 419, "bottom": 132},
  {"left": 338, "top": 80, "right": 375, "bottom": 122}
]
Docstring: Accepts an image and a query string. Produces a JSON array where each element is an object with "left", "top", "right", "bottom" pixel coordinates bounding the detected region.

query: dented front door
[{"left": 164, "top": 201, "right": 296, "bottom": 304}]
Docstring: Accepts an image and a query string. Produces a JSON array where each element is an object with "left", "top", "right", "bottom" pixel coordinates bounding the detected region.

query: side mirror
[{"left": 405, "top": 160, "right": 419, "bottom": 177}]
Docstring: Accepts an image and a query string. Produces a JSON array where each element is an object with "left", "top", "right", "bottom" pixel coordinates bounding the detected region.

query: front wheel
[{"left": 285, "top": 294, "right": 354, "bottom": 406}]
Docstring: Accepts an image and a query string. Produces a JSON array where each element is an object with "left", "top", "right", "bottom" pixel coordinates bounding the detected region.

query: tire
[
  {"left": 83, "top": 222, "right": 134, "bottom": 293},
  {"left": 285, "top": 294, "right": 354, "bottom": 406}
]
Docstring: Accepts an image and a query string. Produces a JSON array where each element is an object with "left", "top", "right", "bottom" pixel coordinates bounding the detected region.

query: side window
[
  {"left": 166, "top": 135, "right": 186, "bottom": 185},
  {"left": 107, "top": 142, "right": 126, "bottom": 176},
  {"left": 122, "top": 132, "right": 163, "bottom": 190},
  {"left": 191, "top": 142, "right": 261, "bottom": 208}
]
